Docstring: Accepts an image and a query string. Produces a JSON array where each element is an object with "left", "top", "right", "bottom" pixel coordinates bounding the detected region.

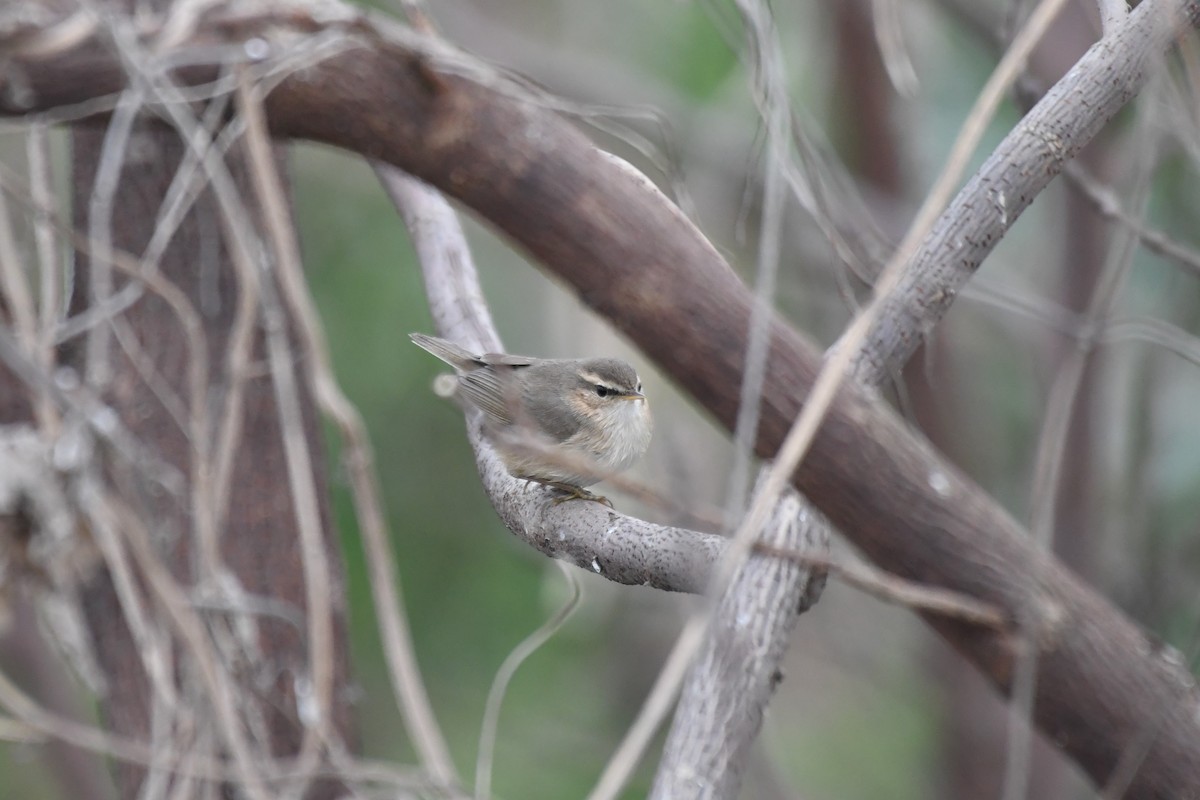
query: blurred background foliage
[{"left": 2, "top": 0, "right": 1200, "bottom": 797}]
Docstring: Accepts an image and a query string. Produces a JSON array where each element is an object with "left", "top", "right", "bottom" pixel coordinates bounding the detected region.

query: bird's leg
[{"left": 526, "top": 478, "right": 613, "bottom": 508}]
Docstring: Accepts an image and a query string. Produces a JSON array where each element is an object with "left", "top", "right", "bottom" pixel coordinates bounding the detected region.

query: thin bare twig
[
  {"left": 1064, "top": 161, "right": 1200, "bottom": 277},
  {"left": 26, "top": 124, "right": 63, "bottom": 366},
  {"left": 0, "top": 658, "right": 440, "bottom": 792},
  {"left": 0, "top": 170, "right": 57, "bottom": 444},
  {"left": 0, "top": 159, "right": 59, "bottom": 439},
  {"left": 754, "top": 544, "right": 1009, "bottom": 628},
  {"left": 83, "top": 83, "right": 143, "bottom": 391},
  {"left": 726, "top": 0, "right": 790, "bottom": 520},
  {"left": 1018, "top": 92, "right": 1162, "bottom": 800},
  {"left": 475, "top": 563, "right": 582, "bottom": 800},
  {"left": 237, "top": 71, "right": 336, "bottom": 771},
  {"left": 250, "top": 163, "right": 462, "bottom": 786},
  {"left": 79, "top": 483, "right": 181, "bottom": 711},
  {"left": 100, "top": 492, "right": 273, "bottom": 800},
  {"left": 96, "top": 9, "right": 241, "bottom": 594},
  {"left": 871, "top": 0, "right": 919, "bottom": 96},
  {"left": 0, "top": 169, "right": 42, "bottom": 375},
  {"left": 0, "top": 663, "right": 221, "bottom": 782},
  {"left": 77, "top": 482, "right": 190, "bottom": 800},
  {"left": 206, "top": 133, "right": 261, "bottom": 537}
]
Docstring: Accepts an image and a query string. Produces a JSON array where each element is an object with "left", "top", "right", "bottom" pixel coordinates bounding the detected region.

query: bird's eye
[{"left": 595, "top": 385, "right": 610, "bottom": 398}]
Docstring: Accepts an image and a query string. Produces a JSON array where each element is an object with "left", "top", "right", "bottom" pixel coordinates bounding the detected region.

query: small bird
[{"left": 410, "top": 333, "right": 652, "bottom": 505}]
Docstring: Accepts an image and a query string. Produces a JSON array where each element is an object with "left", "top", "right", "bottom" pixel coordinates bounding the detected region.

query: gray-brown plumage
[{"left": 410, "top": 333, "right": 652, "bottom": 499}]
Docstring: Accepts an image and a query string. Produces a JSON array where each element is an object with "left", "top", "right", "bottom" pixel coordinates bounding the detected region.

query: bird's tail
[{"left": 409, "top": 333, "right": 478, "bottom": 370}]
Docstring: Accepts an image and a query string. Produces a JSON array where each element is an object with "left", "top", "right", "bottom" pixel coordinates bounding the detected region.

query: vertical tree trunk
[{"left": 68, "top": 112, "right": 353, "bottom": 797}]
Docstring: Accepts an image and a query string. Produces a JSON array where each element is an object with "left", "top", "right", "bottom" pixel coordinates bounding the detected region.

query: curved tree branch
[
  {"left": 649, "top": 488, "right": 829, "bottom": 800},
  {"left": 848, "top": 0, "right": 1196, "bottom": 380},
  {"left": 5, "top": 2, "right": 1200, "bottom": 796}
]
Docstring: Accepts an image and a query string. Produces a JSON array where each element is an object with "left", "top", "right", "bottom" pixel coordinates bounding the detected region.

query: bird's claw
[{"left": 530, "top": 479, "right": 613, "bottom": 508}]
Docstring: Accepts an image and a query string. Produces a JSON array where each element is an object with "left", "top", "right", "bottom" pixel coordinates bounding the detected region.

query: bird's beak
[{"left": 620, "top": 390, "right": 645, "bottom": 400}]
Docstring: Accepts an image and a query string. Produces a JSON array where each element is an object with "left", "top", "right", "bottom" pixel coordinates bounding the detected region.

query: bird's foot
[{"left": 529, "top": 479, "right": 613, "bottom": 508}]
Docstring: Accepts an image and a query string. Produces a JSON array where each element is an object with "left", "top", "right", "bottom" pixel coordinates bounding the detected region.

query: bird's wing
[
  {"left": 457, "top": 368, "right": 519, "bottom": 425},
  {"left": 477, "top": 352, "right": 537, "bottom": 367}
]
